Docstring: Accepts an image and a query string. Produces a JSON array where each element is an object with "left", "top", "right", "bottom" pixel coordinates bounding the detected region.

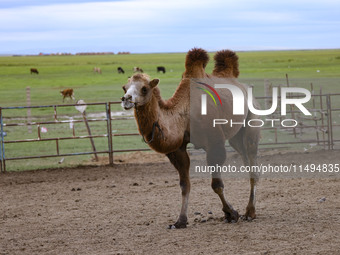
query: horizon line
[{"left": 1, "top": 47, "right": 340, "bottom": 57}]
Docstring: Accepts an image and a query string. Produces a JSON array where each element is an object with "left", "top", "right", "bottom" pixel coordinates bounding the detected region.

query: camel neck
[
  {"left": 132, "top": 79, "right": 190, "bottom": 153},
  {"left": 135, "top": 95, "right": 159, "bottom": 122},
  {"left": 134, "top": 95, "right": 161, "bottom": 143}
]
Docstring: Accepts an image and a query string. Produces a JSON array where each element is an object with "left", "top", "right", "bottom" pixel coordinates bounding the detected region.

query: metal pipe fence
[{"left": 0, "top": 94, "right": 339, "bottom": 172}]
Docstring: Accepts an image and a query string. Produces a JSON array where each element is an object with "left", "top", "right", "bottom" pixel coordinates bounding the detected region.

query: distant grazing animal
[
  {"left": 157, "top": 66, "right": 166, "bottom": 73},
  {"left": 117, "top": 67, "right": 125, "bottom": 74},
  {"left": 30, "top": 68, "right": 39, "bottom": 74},
  {"left": 133, "top": 67, "right": 143, "bottom": 73},
  {"left": 93, "top": 67, "right": 102, "bottom": 74},
  {"left": 121, "top": 48, "right": 260, "bottom": 229},
  {"left": 60, "top": 88, "right": 75, "bottom": 102}
]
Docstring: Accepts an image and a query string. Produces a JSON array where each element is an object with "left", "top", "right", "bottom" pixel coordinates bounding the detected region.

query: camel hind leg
[
  {"left": 206, "top": 140, "right": 239, "bottom": 223},
  {"left": 229, "top": 125, "right": 260, "bottom": 221}
]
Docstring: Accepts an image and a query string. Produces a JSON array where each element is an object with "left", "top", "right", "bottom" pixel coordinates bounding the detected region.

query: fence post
[
  {"left": 286, "top": 74, "right": 297, "bottom": 138},
  {"left": 319, "top": 89, "right": 326, "bottom": 149},
  {"left": 327, "top": 95, "right": 334, "bottom": 150},
  {"left": 0, "top": 107, "right": 5, "bottom": 172},
  {"left": 106, "top": 103, "right": 114, "bottom": 165},
  {"left": 82, "top": 111, "right": 99, "bottom": 161},
  {"left": 310, "top": 83, "right": 320, "bottom": 145},
  {"left": 326, "top": 95, "right": 331, "bottom": 150},
  {"left": 26, "top": 87, "right": 32, "bottom": 133}
]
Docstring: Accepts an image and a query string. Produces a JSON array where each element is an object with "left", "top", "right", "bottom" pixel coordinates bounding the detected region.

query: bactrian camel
[{"left": 121, "top": 48, "right": 260, "bottom": 228}]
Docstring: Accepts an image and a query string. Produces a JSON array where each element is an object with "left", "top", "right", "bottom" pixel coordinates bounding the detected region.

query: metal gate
[{"left": 1, "top": 94, "right": 339, "bottom": 172}]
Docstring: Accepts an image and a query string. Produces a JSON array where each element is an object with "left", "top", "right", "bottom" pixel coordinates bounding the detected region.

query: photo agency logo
[
  {"left": 196, "top": 81, "right": 312, "bottom": 128},
  {"left": 195, "top": 81, "right": 223, "bottom": 112}
]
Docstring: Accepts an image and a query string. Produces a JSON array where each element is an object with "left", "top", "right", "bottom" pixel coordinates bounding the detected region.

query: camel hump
[
  {"left": 213, "top": 49, "right": 239, "bottom": 78},
  {"left": 185, "top": 48, "right": 209, "bottom": 69}
]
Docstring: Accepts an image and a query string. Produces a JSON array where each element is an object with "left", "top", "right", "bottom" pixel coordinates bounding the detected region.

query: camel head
[{"left": 121, "top": 73, "right": 160, "bottom": 110}]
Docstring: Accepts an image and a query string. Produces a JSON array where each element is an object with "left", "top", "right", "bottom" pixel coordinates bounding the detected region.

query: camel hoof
[
  {"left": 243, "top": 206, "right": 256, "bottom": 221},
  {"left": 224, "top": 219, "right": 237, "bottom": 223},
  {"left": 241, "top": 215, "right": 255, "bottom": 221},
  {"left": 224, "top": 210, "right": 239, "bottom": 223},
  {"left": 167, "top": 225, "right": 177, "bottom": 229},
  {"left": 167, "top": 221, "right": 187, "bottom": 229}
]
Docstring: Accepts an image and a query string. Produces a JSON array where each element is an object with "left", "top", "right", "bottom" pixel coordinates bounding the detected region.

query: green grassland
[
  {"left": 1, "top": 49, "right": 340, "bottom": 171},
  {"left": 1, "top": 49, "right": 340, "bottom": 107}
]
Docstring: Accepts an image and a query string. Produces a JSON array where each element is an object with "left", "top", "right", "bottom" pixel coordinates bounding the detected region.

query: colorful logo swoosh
[{"left": 196, "top": 81, "right": 223, "bottom": 106}]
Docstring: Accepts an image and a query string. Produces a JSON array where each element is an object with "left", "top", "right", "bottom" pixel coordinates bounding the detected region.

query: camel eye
[{"left": 141, "top": 86, "right": 147, "bottom": 94}]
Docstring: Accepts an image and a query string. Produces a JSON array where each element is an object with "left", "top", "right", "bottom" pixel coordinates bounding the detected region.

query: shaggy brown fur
[
  {"left": 212, "top": 49, "right": 239, "bottom": 78},
  {"left": 182, "top": 48, "right": 210, "bottom": 78},
  {"left": 130, "top": 73, "right": 145, "bottom": 82}
]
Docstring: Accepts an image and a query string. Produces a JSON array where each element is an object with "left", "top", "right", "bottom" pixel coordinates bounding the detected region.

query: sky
[{"left": 0, "top": 0, "right": 339, "bottom": 54}]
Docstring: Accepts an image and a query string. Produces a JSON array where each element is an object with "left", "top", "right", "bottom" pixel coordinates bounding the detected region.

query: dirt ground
[{"left": 1, "top": 150, "right": 339, "bottom": 255}]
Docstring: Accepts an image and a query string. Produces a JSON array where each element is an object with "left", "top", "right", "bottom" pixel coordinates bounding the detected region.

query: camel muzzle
[
  {"left": 121, "top": 95, "right": 135, "bottom": 110},
  {"left": 121, "top": 95, "right": 132, "bottom": 101}
]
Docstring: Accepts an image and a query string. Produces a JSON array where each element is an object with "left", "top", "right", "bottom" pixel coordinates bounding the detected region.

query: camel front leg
[{"left": 166, "top": 146, "right": 190, "bottom": 229}]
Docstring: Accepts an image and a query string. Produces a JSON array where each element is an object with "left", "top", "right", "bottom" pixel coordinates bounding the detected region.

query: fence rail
[{"left": 1, "top": 94, "right": 339, "bottom": 172}]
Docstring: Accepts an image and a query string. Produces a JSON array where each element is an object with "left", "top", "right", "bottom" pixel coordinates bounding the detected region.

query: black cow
[
  {"left": 30, "top": 68, "right": 39, "bottom": 74},
  {"left": 117, "top": 67, "right": 125, "bottom": 74},
  {"left": 157, "top": 66, "right": 166, "bottom": 73}
]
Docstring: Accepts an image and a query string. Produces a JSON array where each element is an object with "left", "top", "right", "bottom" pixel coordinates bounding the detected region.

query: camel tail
[
  {"left": 185, "top": 48, "right": 209, "bottom": 70},
  {"left": 213, "top": 50, "right": 239, "bottom": 78}
]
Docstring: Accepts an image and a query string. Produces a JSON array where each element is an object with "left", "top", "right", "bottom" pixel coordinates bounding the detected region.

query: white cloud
[
  {"left": 0, "top": 0, "right": 224, "bottom": 40},
  {"left": 0, "top": 0, "right": 215, "bottom": 24}
]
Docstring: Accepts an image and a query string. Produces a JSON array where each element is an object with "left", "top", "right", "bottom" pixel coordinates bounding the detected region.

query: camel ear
[{"left": 149, "top": 79, "right": 159, "bottom": 88}]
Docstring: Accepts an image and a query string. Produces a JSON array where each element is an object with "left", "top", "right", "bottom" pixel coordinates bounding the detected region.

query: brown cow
[
  {"left": 133, "top": 67, "right": 143, "bottom": 73},
  {"left": 60, "top": 88, "right": 75, "bottom": 102},
  {"left": 30, "top": 68, "right": 39, "bottom": 74},
  {"left": 93, "top": 67, "right": 102, "bottom": 74}
]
